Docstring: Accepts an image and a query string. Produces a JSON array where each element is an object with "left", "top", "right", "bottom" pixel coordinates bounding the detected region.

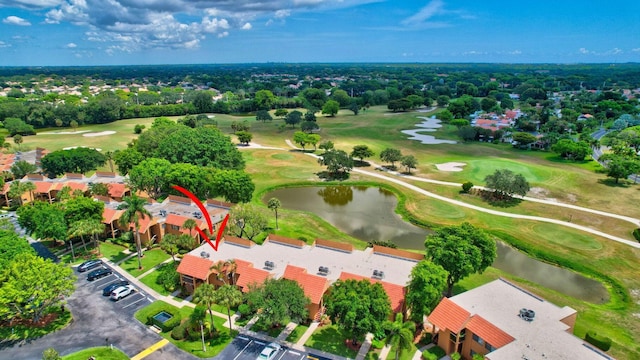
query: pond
[{"left": 263, "top": 185, "right": 609, "bottom": 303}]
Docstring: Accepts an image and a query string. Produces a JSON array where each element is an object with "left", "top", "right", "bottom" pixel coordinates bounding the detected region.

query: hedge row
[
  {"left": 585, "top": 330, "right": 612, "bottom": 351},
  {"left": 632, "top": 228, "right": 640, "bottom": 242},
  {"left": 135, "top": 301, "right": 182, "bottom": 332}
]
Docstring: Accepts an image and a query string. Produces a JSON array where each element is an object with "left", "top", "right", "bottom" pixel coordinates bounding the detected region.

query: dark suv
[
  {"left": 87, "top": 267, "right": 112, "bottom": 281},
  {"left": 102, "top": 280, "right": 130, "bottom": 296},
  {"left": 77, "top": 260, "right": 103, "bottom": 272}
]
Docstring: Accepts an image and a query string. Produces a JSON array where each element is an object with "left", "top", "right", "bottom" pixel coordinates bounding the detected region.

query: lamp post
[{"left": 200, "top": 320, "right": 206, "bottom": 352}]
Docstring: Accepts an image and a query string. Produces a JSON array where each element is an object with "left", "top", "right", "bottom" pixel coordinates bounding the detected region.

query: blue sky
[{"left": 0, "top": 0, "right": 638, "bottom": 66}]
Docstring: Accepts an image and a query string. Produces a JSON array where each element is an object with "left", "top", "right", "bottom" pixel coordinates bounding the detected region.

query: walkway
[{"left": 286, "top": 140, "right": 640, "bottom": 249}]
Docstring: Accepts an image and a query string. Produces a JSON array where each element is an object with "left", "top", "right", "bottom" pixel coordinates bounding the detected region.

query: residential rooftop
[{"left": 449, "top": 278, "right": 612, "bottom": 360}]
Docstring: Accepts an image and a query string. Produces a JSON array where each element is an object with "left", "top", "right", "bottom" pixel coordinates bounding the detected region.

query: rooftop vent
[
  {"left": 372, "top": 270, "right": 385, "bottom": 279},
  {"left": 200, "top": 251, "right": 210, "bottom": 259},
  {"left": 193, "top": 211, "right": 203, "bottom": 219},
  {"left": 264, "top": 261, "right": 275, "bottom": 270},
  {"left": 519, "top": 308, "right": 535, "bottom": 322},
  {"left": 318, "top": 266, "right": 329, "bottom": 275},
  {"left": 159, "top": 210, "right": 167, "bottom": 217}
]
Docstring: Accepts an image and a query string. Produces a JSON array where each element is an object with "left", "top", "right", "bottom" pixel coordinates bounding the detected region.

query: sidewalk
[{"left": 354, "top": 333, "right": 373, "bottom": 360}]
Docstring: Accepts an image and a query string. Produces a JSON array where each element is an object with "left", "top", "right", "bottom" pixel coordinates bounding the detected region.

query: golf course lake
[{"left": 264, "top": 185, "right": 609, "bottom": 303}]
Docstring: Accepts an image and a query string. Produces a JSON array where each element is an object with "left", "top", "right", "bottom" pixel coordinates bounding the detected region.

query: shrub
[
  {"left": 156, "top": 263, "right": 180, "bottom": 292},
  {"left": 366, "top": 239, "right": 398, "bottom": 249},
  {"left": 134, "top": 124, "right": 146, "bottom": 134},
  {"left": 585, "top": 331, "right": 612, "bottom": 351},
  {"left": 136, "top": 301, "right": 182, "bottom": 332},
  {"left": 462, "top": 181, "right": 474, "bottom": 193},
  {"left": 237, "top": 304, "right": 250, "bottom": 318},
  {"left": 171, "top": 321, "right": 187, "bottom": 340},
  {"left": 422, "top": 351, "right": 437, "bottom": 360},
  {"left": 633, "top": 228, "right": 640, "bottom": 242}
]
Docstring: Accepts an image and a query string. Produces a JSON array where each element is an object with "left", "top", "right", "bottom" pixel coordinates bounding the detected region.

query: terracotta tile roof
[
  {"left": 34, "top": 181, "right": 54, "bottom": 194},
  {"left": 338, "top": 272, "right": 405, "bottom": 313},
  {"left": 466, "top": 315, "right": 515, "bottom": 348},
  {"left": 266, "top": 234, "right": 305, "bottom": 248},
  {"left": 223, "top": 236, "right": 255, "bottom": 248},
  {"left": 314, "top": 238, "right": 353, "bottom": 253},
  {"left": 206, "top": 198, "right": 234, "bottom": 209},
  {"left": 167, "top": 195, "right": 192, "bottom": 205},
  {"left": 372, "top": 245, "right": 424, "bottom": 262},
  {"left": 177, "top": 254, "right": 213, "bottom": 280},
  {"left": 95, "top": 171, "right": 117, "bottom": 177},
  {"left": 64, "top": 173, "right": 84, "bottom": 179},
  {"left": 133, "top": 216, "right": 154, "bottom": 233},
  {"left": 428, "top": 297, "right": 470, "bottom": 333},
  {"left": 234, "top": 259, "right": 271, "bottom": 292},
  {"left": 65, "top": 181, "right": 88, "bottom": 192},
  {"left": 102, "top": 208, "right": 123, "bottom": 224},
  {"left": 165, "top": 213, "right": 204, "bottom": 234},
  {"left": 283, "top": 265, "right": 330, "bottom": 305},
  {"left": 108, "top": 183, "right": 128, "bottom": 198}
]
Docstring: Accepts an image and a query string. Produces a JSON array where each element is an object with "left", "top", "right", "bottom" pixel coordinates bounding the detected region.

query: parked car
[
  {"left": 257, "top": 343, "right": 281, "bottom": 360},
  {"left": 102, "top": 280, "right": 130, "bottom": 296},
  {"left": 77, "top": 259, "right": 103, "bottom": 272},
  {"left": 110, "top": 285, "right": 135, "bottom": 301},
  {"left": 87, "top": 267, "right": 112, "bottom": 281}
]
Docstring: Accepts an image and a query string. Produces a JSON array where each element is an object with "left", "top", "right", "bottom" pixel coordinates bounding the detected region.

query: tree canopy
[
  {"left": 41, "top": 148, "right": 106, "bottom": 178},
  {"left": 405, "top": 260, "right": 448, "bottom": 323},
  {"left": 245, "top": 278, "right": 309, "bottom": 327},
  {"left": 484, "top": 169, "right": 530, "bottom": 199},
  {"left": 424, "top": 222, "right": 496, "bottom": 296},
  {"left": 325, "top": 279, "right": 391, "bottom": 343}
]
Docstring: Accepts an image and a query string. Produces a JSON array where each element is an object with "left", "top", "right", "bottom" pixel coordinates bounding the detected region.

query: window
[
  {"left": 485, "top": 342, "right": 496, "bottom": 352},
  {"left": 449, "top": 332, "right": 458, "bottom": 342},
  {"left": 181, "top": 275, "right": 194, "bottom": 283},
  {"left": 473, "top": 334, "right": 485, "bottom": 345},
  {"left": 170, "top": 224, "right": 180, "bottom": 230}
]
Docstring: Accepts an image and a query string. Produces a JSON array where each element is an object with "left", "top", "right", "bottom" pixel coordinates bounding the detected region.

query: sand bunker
[
  {"left": 435, "top": 162, "right": 467, "bottom": 172},
  {"left": 82, "top": 131, "right": 116, "bottom": 137},
  {"left": 63, "top": 146, "right": 102, "bottom": 151},
  {"left": 39, "top": 130, "right": 91, "bottom": 135}
]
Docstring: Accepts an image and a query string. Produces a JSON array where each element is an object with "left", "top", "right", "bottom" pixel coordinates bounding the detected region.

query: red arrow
[{"left": 171, "top": 185, "right": 229, "bottom": 252}]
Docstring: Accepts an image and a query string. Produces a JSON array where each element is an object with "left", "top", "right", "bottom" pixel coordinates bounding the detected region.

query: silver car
[{"left": 257, "top": 342, "right": 281, "bottom": 360}]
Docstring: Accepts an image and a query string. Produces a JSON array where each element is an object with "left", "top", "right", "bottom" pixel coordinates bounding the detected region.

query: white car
[
  {"left": 110, "top": 285, "right": 135, "bottom": 301},
  {"left": 257, "top": 342, "right": 281, "bottom": 360}
]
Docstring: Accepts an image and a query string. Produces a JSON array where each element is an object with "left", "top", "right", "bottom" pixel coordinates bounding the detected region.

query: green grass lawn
[
  {"left": 250, "top": 319, "right": 283, "bottom": 338},
  {"left": 286, "top": 324, "right": 309, "bottom": 343},
  {"left": 386, "top": 343, "right": 419, "bottom": 360},
  {"left": 99, "top": 241, "right": 129, "bottom": 263},
  {"left": 121, "top": 249, "right": 171, "bottom": 277},
  {"left": 139, "top": 267, "right": 171, "bottom": 296},
  {"left": 304, "top": 325, "right": 358, "bottom": 358},
  {"left": 62, "top": 347, "right": 129, "bottom": 360}
]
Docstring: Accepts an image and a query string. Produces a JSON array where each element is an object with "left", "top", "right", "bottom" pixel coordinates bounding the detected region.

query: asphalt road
[
  {"left": 214, "top": 335, "right": 332, "bottom": 360},
  {"left": 0, "top": 262, "right": 190, "bottom": 360}
]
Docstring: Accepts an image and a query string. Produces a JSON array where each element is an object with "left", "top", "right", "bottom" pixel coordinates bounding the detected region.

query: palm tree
[
  {"left": 213, "top": 284, "right": 243, "bottom": 333},
  {"left": 224, "top": 259, "right": 237, "bottom": 285},
  {"left": 68, "top": 220, "right": 90, "bottom": 253},
  {"left": 84, "top": 219, "right": 106, "bottom": 255},
  {"left": 384, "top": 313, "right": 416, "bottom": 360},
  {"left": 267, "top": 197, "right": 281, "bottom": 230},
  {"left": 8, "top": 181, "right": 26, "bottom": 206},
  {"left": 161, "top": 233, "right": 180, "bottom": 261},
  {"left": 193, "top": 283, "right": 218, "bottom": 334},
  {"left": 118, "top": 194, "right": 152, "bottom": 270},
  {"left": 209, "top": 260, "right": 228, "bottom": 285},
  {"left": 182, "top": 218, "right": 198, "bottom": 247},
  {"left": 104, "top": 151, "right": 115, "bottom": 173}
]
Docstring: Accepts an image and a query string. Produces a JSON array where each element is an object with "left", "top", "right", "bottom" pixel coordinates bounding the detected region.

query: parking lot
[
  {"left": 216, "top": 335, "right": 333, "bottom": 360},
  {"left": 79, "top": 262, "right": 153, "bottom": 315}
]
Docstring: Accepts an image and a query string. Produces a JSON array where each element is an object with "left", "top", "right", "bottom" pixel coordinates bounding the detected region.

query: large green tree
[
  {"left": 10, "top": 160, "right": 37, "bottom": 179},
  {"left": 118, "top": 194, "right": 152, "bottom": 270},
  {"left": 351, "top": 145, "right": 374, "bottom": 164},
  {"left": 284, "top": 110, "right": 303, "bottom": 128},
  {"left": 601, "top": 154, "right": 640, "bottom": 183},
  {"left": 254, "top": 90, "right": 276, "bottom": 110},
  {"left": 128, "top": 158, "right": 172, "bottom": 199},
  {"left": 380, "top": 148, "right": 403, "bottom": 168},
  {"left": 321, "top": 100, "right": 340, "bottom": 117},
  {"left": 318, "top": 149, "right": 354, "bottom": 176},
  {"left": 0, "top": 230, "right": 35, "bottom": 270},
  {"left": 484, "top": 169, "right": 530, "bottom": 199},
  {"left": 210, "top": 169, "right": 255, "bottom": 203},
  {"left": 113, "top": 148, "right": 145, "bottom": 175},
  {"left": 228, "top": 203, "right": 268, "bottom": 240},
  {"left": 0, "top": 252, "right": 75, "bottom": 324},
  {"left": 41, "top": 148, "right": 106, "bottom": 177},
  {"left": 424, "top": 222, "right": 496, "bottom": 296},
  {"left": 405, "top": 261, "right": 448, "bottom": 323},
  {"left": 325, "top": 279, "right": 391, "bottom": 344},
  {"left": 245, "top": 278, "right": 309, "bottom": 327}
]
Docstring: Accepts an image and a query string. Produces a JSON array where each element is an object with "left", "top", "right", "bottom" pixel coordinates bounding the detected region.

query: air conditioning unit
[{"left": 200, "top": 251, "right": 209, "bottom": 258}]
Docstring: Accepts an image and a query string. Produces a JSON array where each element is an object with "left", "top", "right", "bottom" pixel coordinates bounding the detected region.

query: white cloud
[
  {"left": 632, "top": 48, "right": 640, "bottom": 53},
  {"left": 402, "top": 0, "right": 444, "bottom": 25},
  {"left": 65, "top": 42, "right": 77, "bottom": 48},
  {"left": 0, "top": 41, "right": 11, "bottom": 48},
  {"left": 3, "top": 15, "right": 32, "bottom": 26},
  {"left": 463, "top": 50, "right": 487, "bottom": 55},
  {"left": 7, "top": 0, "right": 378, "bottom": 54},
  {"left": 579, "top": 47, "right": 591, "bottom": 54}
]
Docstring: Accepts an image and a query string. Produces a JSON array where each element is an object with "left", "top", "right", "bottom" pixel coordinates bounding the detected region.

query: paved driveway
[
  {"left": 214, "top": 335, "right": 333, "bottom": 360},
  {"left": 0, "top": 262, "right": 194, "bottom": 359}
]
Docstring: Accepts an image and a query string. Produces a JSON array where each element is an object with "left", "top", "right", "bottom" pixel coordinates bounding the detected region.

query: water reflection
[{"left": 263, "top": 185, "right": 609, "bottom": 303}]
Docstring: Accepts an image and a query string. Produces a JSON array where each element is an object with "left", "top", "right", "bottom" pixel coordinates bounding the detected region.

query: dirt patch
[
  {"left": 82, "top": 130, "right": 116, "bottom": 137},
  {"left": 39, "top": 130, "right": 91, "bottom": 135},
  {"left": 435, "top": 162, "right": 467, "bottom": 172}
]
